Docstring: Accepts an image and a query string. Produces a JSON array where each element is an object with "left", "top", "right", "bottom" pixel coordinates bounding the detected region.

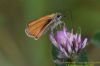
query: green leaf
[
  {"left": 51, "top": 45, "right": 66, "bottom": 66},
  {"left": 91, "top": 32, "right": 100, "bottom": 47},
  {"left": 75, "top": 49, "right": 88, "bottom": 65},
  {"left": 77, "top": 49, "right": 88, "bottom": 62},
  {"left": 52, "top": 45, "right": 59, "bottom": 60}
]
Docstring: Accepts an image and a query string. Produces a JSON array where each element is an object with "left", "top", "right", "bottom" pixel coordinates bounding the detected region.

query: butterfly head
[{"left": 48, "top": 13, "right": 62, "bottom": 19}]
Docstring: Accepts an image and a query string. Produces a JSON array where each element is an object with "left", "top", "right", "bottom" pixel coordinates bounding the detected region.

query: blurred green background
[{"left": 0, "top": 0, "right": 100, "bottom": 66}]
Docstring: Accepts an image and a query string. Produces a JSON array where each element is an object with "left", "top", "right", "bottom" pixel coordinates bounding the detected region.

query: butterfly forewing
[{"left": 25, "top": 14, "right": 54, "bottom": 40}]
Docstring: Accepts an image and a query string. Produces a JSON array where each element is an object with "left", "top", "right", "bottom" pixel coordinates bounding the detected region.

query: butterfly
[{"left": 25, "top": 13, "right": 63, "bottom": 40}]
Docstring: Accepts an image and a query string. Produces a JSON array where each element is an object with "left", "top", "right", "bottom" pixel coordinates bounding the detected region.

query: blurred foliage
[
  {"left": 0, "top": 0, "right": 100, "bottom": 66},
  {"left": 76, "top": 27, "right": 81, "bottom": 34},
  {"left": 91, "top": 32, "right": 100, "bottom": 47}
]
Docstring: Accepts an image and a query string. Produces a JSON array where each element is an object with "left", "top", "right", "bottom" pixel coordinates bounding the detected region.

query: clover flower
[{"left": 49, "top": 26, "right": 88, "bottom": 58}]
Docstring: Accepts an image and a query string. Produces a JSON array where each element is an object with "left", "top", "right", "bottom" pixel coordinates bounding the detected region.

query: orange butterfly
[{"left": 25, "top": 13, "right": 62, "bottom": 40}]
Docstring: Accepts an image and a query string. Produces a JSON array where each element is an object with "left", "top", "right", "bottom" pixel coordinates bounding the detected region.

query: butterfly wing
[{"left": 25, "top": 15, "right": 53, "bottom": 40}]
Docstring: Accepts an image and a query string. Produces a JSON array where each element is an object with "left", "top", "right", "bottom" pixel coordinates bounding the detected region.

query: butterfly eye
[
  {"left": 57, "top": 13, "right": 61, "bottom": 18},
  {"left": 57, "top": 14, "right": 61, "bottom": 18}
]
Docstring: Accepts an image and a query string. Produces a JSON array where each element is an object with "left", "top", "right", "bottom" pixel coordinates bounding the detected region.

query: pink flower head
[{"left": 49, "top": 26, "right": 88, "bottom": 58}]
